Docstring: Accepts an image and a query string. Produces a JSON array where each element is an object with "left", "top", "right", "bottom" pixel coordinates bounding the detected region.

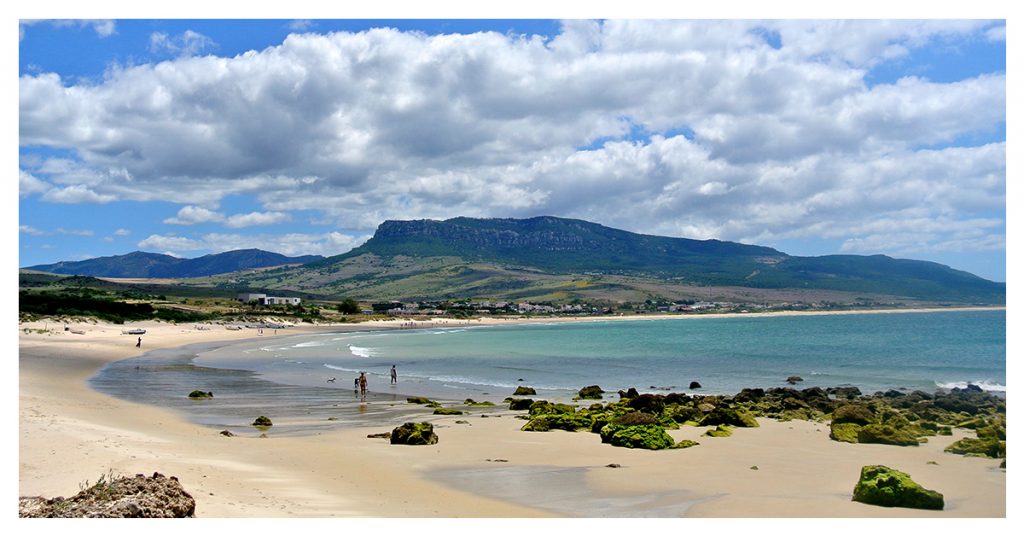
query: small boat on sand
[{"left": 123, "top": 328, "right": 147, "bottom": 335}]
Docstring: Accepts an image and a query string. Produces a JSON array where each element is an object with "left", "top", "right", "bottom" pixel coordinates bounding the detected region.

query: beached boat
[{"left": 123, "top": 328, "right": 147, "bottom": 335}]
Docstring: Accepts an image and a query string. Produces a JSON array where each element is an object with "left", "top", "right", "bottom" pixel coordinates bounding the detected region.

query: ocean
[{"left": 90, "top": 309, "right": 1005, "bottom": 435}]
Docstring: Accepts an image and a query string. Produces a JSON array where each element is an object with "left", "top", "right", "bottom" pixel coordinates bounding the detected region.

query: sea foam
[
  {"left": 934, "top": 380, "right": 1006, "bottom": 392},
  {"left": 348, "top": 345, "right": 375, "bottom": 358}
]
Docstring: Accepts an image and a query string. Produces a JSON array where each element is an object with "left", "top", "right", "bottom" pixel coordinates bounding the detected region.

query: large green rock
[
  {"left": 831, "top": 404, "right": 875, "bottom": 425},
  {"left": 857, "top": 424, "right": 919, "bottom": 446},
  {"left": 521, "top": 412, "right": 592, "bottom": 432},
  {"left": 508, "top": 398, "right": 534, "bottom": 410},
  {"left": 578, "top": 385, "right": 605, "bottom": 399},
  {"left": 700, "top": 406, "right": 759, "bottom": 428},
  {"left": 390, "top": 422, "right": 438, "bottom": 445},
  {"left": 513, "top": 386, "right": 537, "bottom": 396},
  {"left": 944, "top": 437, "right": 1005, "bottom": 458},
  {"left": 433, "top": 408, "right": 464, "bottom": 415},
  {"left": 251, "top": 416, "right": 272, "bottom": 427},
  {"left": 529, "top": 401, "right": 575, "bottom": 415},
  {"left": 600, "top": 424, "right": 675, "bottom": 450},
  {"left": 852, "top": 465, "right": 944, "bottom": 510},
  {"left": 830, "top": 422, "right": 862, "bottom": 443},
  {"left": 187, "top": 390, "right": 213, "bottom": 399},
  {"left": 703, "top": 424, "right": 733, "bottom": 438}
]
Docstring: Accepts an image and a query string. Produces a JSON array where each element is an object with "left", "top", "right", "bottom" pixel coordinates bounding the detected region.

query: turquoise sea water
[
  {"left": 90, "top": 310, "right": 1005, "bottom": 434},
  {"left": 199, "top": 309, "right": 1005, "bottom": 397}
]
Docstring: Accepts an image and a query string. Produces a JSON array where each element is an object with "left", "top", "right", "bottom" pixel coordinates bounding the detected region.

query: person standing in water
[
  {"left": 359, "top": 372, "right": 368, "bottom": 395},
  {"left": 390, "top": 365, "right": 397, "bottom": 384}
]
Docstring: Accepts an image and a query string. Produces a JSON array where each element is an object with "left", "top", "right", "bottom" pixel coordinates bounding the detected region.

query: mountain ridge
[
  {"left": 300, "top": 216, "right": 1002, "bottom": 302},
  {"left": 25, "top": 249, "right": 324, "bottom": 279}
]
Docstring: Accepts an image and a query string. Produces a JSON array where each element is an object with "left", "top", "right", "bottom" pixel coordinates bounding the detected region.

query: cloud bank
[{"left": 19, "top": 20, "right": 1005, "bottom": 262}]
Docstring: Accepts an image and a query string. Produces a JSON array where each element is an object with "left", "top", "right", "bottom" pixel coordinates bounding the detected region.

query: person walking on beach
[
  {"left": 358, "top": 372, "right": 368, "bottom": 395},
  {"left": 390, "top": 365, "right": 397, "bottom": 384},
  {"left": 136, "top": 337, "right": 142, "bottom": 348}
]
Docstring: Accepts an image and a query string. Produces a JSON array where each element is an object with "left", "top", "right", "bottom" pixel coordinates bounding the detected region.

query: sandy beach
[{"left": 18, "top": 312, "right": 1006, "bottom": 518}]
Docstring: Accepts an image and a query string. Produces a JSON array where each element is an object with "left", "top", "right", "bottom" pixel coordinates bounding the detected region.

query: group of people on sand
[{"left": 349, "top": 365, "right": 398, "bottom": 396}]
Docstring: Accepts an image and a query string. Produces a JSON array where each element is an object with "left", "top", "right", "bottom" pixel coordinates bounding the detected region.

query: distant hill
[
  {"left": 271, "top": 216, "right": 1002, "bottom": 303},
  {"left": 25, "top": 249, "right": 324, "bottom": 279}
]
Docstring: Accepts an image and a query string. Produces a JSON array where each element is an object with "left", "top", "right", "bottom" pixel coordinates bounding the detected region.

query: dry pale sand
[{"left": 17, "top": 314, "right": 1006, "bottom": 520}]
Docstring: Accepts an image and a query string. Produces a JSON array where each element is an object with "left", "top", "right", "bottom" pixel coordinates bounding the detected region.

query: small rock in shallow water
[
  {"left": 750, "top": 465, "right": 759, "bottom": 470},
  {"left": 606, "top": 463, "right": 621, "bottom": 468},
  {"left": 219, "top": 430, "right": 234, "bottom": 437}
]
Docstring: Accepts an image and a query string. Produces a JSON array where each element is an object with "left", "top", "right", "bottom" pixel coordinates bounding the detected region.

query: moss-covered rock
[
  {"left": 944, "top": 437, "right": 1005, "bottom": 458},
  {"left": 521, "top": 412, "right": 592, "bottom": 432},
  {"left": 578, "top": 385, "right": 604, "bottom": 399},
  {"left": 852, "top": 465, "right": 943, "bottom": 510},
  {"left": 600, "top": 424, "right": 674, "bottom": 450},
  {"left": 831, "top": 404, "right": 875, "bottom": 425},
  {"left": 529, "top": 401, "right": 574, "bottom": 415},
  {"left": 513, "top": 386, "right": 537, "bottom": 396},
  {"left": 612, "top": 411, "right": 658, "bottom": 427},
  {"left": 187, "top": 390, "right": 213, "bottom": 399},
  {"left": 390, "top": 422, "right": 438, "bottom": 445},
  {"left": 856, "top": 424, "right": 919, "bottom": 446},
  {"left": 463, "top": 399, "right": 495, "bottom": 407},
  {"left": 433, "top": 408, "right": 464, "bottom": 415},
  {"left": 703, "top": 425, "right": 733, "bottom": 437},
  {"left": 508, "top": 398, "right": 534, "bottom": 410},
  {"left": 672, "top": 440, "right": 700, "bottom": 449},
  {"left": 252, "top": 416, "right": 272, "bottom": 427},
  {"left": 700, "top": 406, "right": 759, "bottom": 428},
  {"left": 830, "top": 422, "right": 862, "bottom": 443}
]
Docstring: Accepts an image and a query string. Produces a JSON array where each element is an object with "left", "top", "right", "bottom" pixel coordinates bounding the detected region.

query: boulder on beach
[
  {"left": 433, "top": 408, "right": 464, "bottom": 415},
  {"left": 852, "top": 465, "right": 943, "bottom": 510},
  {"left": 251, "top": 416, "right": 273, "bottom": 427},
  {"left": 627, "top": 393, "right": 665, "bottom": 414},
  {"left": 577, "top": 385, "right": 604, "bottom": 399},
  {"left": 600, "top": 423, "right": 674, "bottom": 450},
  {"left": 618, "top": 387, "right": 640, "bottom": 399},
  {"left": 700, "top": 406, "right": 759, "bottom": 428},
  {"left": 390, "top": 422, "right": 438, "bottom": 445},
  {"left": 944, "top": 437, "right": 1005, "bottom": 458},
  {"left": 19, "top": 472, "right": 195, "bottom": 518},
  {"left": 689, "top": 381, "right": 702, "bottom": 389},
  {"left": 672, "top": 440, "right": 700, "bottom": 449},
  {"left": 703, "top": 424, "right": 733, "bottom": 437},
  {"left": 831, "top": 404, "right": 875, "bottom": 426},
  {"left": 508, "top": 398, "right": 534, "bottom": 410},
  {"left": 829, "top": 422, "right": 861, "bottom": 443},
  {"left": 187, "top": 390, "right": 213, "bottom": 399},
  {"left": 407, "top": 397, "right": 441, "bottom": 408},
  {"left": 856, "top": 424, "right": 919, "bottom": 446},
  {"left": 513, "top": 386, "right": 537, "bottom": 396}
]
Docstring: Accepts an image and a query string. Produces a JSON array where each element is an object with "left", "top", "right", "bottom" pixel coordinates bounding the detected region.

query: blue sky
[{"left": 18, "top": 18, "right": 1007, "bottom": 281}]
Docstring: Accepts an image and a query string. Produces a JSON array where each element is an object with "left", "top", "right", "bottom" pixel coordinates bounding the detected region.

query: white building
[
  {"left": 260, "top": 296, "right": 302, "bottom": 306},
  {"left": 237, "top": 293, "right": 267, "bottom": 302}
]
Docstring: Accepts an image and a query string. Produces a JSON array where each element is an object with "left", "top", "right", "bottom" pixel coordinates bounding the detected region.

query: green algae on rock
[
  {"left": 703, "top": 424, "right": 733, "bottom": 437},
  {"left": 829, "top": 422, "right": 862, "bottom": 443},
  {"left": 856, "top": 424, "right": 919, "bottom": 446},
  {"left": 252, "top": 416, "right": 272, "bottom": 427},
  {"left": 944, "top": 437, "right": 1006, "bottom": 458},
  {"left": 672, "top": 439, "right": 700, "bottom": 449},
  {"left": 508, "top": 398, "right": 534, "bottom": 410},
  {"left": 852, "top": 465, "right": 943, "bottom": 510},
  {"left": 433, "top": 408, "right": 464, "bottom": 415},
  {"left": 390, "top": 422, "right": 438, "bottom": 445},
  {"left": 600, "top": 423, "right": 675, "bottom": 450},
  {"left": 513, "top": 386, "right": 537, "bottom": 396},
  {"left": 187, "top": 390, "right": 213, "bottom": 399},
  {"left": 700, "top": 406, "right": 759, "bottom": 428},
  {"left": 577, "top": 385, "right": 605, "bottom": 399}
]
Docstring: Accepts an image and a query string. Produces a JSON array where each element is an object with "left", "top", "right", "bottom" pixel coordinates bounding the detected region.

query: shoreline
[{"left": 18, "top": 311, "right": 1006, "bottom": 517}]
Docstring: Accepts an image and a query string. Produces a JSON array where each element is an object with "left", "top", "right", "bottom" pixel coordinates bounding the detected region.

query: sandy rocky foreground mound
[{"left": 19, "top": 472, "right": 195, "bottom": 518}]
